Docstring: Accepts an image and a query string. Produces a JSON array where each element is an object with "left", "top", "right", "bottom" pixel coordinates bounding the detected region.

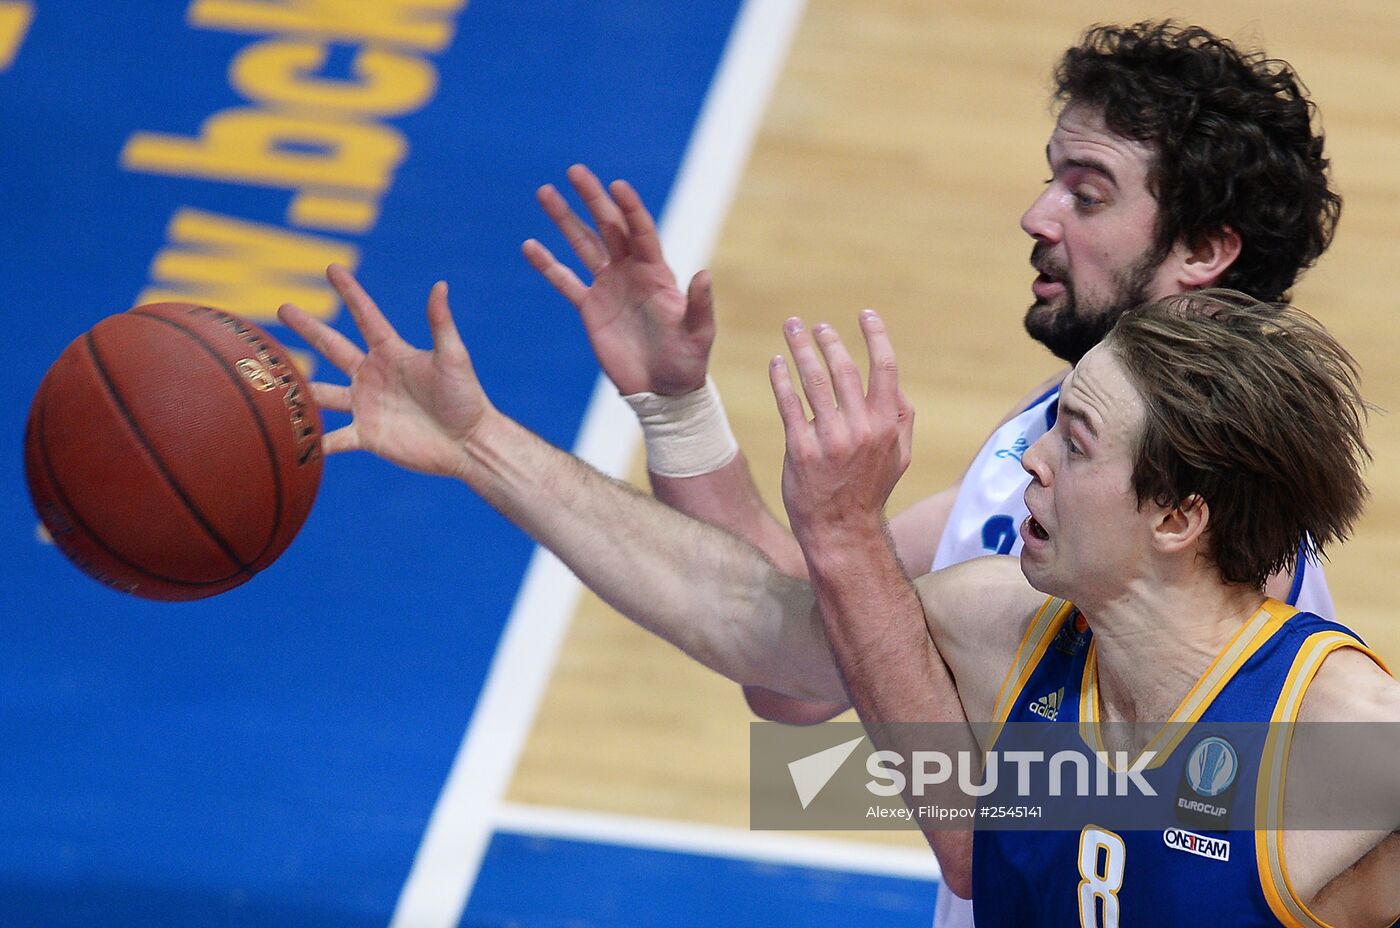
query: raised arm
[
  {"left": 767, "top": 311, "right": 1049, "bottom": 895},
  {"left": 522, "top": 166, "right": 804, "bottom": 562},
  {"left": 767, "top": 310, "right": 976, "bottom": 892},
  {"left": 523, "top": 165, "right": 847, "bottom": 720},
  {"left": 278, "top": 265, "right": 845, "bottom": 704}
]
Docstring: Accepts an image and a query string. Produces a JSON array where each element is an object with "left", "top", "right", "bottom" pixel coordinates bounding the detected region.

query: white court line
[
  {"left": 494, "top": 802, "right": 942, "bottom": 882},
  {"left": 388, "top": 2, "right": 808, "bottom": 925}
]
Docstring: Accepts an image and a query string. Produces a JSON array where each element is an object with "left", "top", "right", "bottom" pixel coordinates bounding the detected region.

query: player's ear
[
  {"left": 1173, "top": 226, "right": 1242, "bottom": 290},
  {"left": 1153, "top": 494, "right": 1209, "bottom": 555}
]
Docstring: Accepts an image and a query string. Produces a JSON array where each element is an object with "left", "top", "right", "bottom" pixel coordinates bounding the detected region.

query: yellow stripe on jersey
[
  {"left": 1255, "top": 631, "right": 1391, "bottom": 928},
  {"left": 987, "top": 596, "right": 1075, "bottom": 749},
  {"left": 1079, "top": 645, "right": 1103, "bottom": 755}
]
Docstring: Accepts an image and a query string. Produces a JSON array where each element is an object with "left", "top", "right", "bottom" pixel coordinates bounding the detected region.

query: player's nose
[
  {"left": 1020, "top": 185, "right": 1062, "bottom": 244},
  {"left": 1021, "top": 433, "right": 1052, "bottom": 486}
]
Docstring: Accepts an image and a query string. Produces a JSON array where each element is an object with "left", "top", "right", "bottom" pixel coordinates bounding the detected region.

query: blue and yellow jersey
[{"left": 972, "top": 597, "right": 1390, "bottom": 927}]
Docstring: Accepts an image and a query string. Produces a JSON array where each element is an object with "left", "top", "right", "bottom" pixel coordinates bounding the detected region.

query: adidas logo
[{"left": 1029, "top": 687, "right": 1064, "bottom": 721}]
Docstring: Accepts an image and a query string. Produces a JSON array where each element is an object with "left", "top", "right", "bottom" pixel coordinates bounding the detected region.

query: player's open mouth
[
  {"left": 1031, "top": 273, "right": 1065, "bottom": 301},
  {"left": 1028, "top": 516, "right": 1050, "bottom": 541}
]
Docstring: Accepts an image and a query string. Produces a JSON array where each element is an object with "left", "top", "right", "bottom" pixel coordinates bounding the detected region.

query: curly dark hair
[{"left": 1055, "top": 22, "right": 1341, "bottom": 302}]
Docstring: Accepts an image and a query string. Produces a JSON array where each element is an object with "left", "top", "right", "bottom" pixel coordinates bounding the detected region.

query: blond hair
[{"left": 1105, "top": 291, "right": 1369, "bottom": 587}]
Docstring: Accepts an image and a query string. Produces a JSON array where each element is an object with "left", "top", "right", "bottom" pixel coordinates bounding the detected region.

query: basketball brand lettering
[
  {"left": 192, "top": 306, "right": 322, "bottom": 466},
  {"left": 277, "top": 374, "right": 322, "bottom": 466},
  {"left": 235, "top": 358, "right": 278, "bottom": 392}
]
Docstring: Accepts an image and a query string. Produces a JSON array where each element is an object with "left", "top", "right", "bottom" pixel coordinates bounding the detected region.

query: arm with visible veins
[{"left": 278, "top": 264, "right": 847, "bottom": 704}]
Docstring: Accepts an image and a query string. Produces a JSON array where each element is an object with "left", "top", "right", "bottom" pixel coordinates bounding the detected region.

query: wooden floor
[{"left": 508, "top": 0, "right": 1400, "bottom": 845}]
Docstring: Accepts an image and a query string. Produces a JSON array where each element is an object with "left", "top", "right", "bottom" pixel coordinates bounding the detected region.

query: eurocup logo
[{"left": 1186, "top": 737, "right": 1238, "bottom": 798}]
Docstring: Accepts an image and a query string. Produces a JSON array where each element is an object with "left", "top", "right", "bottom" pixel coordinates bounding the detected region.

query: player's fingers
[
  {"left": 425, "top": 281, "right": 472, "bottom": 368},
  {"left": 684, "top": 270, "right": 716, "bottom": 336},
  {"left": 320, "top": 424, "right": 360, "bottom": 456},
  {"left": 783, "top": 318, "right": 837, "bottom": 418},
  {"left": 326, "top": 263, "right": 400, "bottom": 349},
  {"left": 896, "top": 387, "right": 916, "bottom": 467},
  {"left": 310, "top": 382, "right": 352, "bottom": 412},
  {"left": 535, "top": 183, "right": 607, "bottom": 274},
  {"left": 278, "top": 302, "right": 365, "bottom": 374},
  {"left": 521, "top": 239, "right": 588, "bottom": 306},
  {"left": 812, "top": 323, "right": 866, "bottom": 415},
  {"left": 610, "top": 179, "right": 664, "bottom": 264},
  {"left": 896, "top": 387, "right": 915, "bottom": 428},
  {"left": 768, "top": 354, "right": 809, "bottom": 435},
  {"left": 567, "top": 164, "right": 631, "bottom": 262},
  {"left": 861, "top": 309, "right": 900, "bottom": 411}
]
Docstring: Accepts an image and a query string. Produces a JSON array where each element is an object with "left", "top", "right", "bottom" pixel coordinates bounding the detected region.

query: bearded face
[
  {"left": 1019, "top": 106, "right": 1179, "bottom": 364},
  {"left": 1023, "top": 241, "right": 1163, "bottom": 364}
]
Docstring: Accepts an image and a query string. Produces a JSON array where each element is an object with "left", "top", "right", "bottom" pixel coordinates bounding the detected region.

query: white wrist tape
[{"left": 622, "top": 376, "right": 740, "bottom": 478}]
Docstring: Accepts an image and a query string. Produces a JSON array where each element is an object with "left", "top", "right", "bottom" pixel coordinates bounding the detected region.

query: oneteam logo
[
  {"left": 1163, "top": 827, "right": 1230, "bottom": 862},
  {"left": 1029, "top": 687, "right": 1064, "bottom": 721}
]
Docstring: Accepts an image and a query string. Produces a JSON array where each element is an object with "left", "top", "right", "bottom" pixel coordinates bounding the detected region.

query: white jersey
[{"left": 928, "top": 382, "right": 1333, "bottom": 928}]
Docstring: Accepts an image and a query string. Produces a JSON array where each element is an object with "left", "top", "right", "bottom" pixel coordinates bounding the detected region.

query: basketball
[{"left": 23, "top": 303, "right": 324, "bottom": 601}]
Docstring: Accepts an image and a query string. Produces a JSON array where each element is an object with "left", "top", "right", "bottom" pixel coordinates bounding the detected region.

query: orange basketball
[{"left": 23, "top": 303, "right": 323, "bottom": 601}]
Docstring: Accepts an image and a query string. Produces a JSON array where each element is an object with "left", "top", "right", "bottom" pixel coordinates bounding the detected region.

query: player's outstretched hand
[
  {"left": 522, "top": 163, "right": 714, "bottom": 396},
  {"left": 279, "top": 264, "right": 495, "bottom": 479},
  {"left": 770, "top": 311, "right": 914, "bottom": 550}
]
